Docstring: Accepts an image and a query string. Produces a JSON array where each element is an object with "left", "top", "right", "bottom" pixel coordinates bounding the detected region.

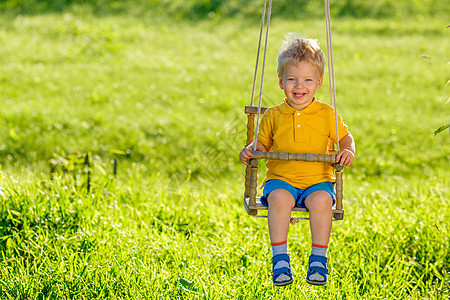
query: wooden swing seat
[
  {"left": 243, "top": 106, "right": 345, "bottom": 221},
  {"left": 243, "top": 197, "right": 344, "bottom": 221}
]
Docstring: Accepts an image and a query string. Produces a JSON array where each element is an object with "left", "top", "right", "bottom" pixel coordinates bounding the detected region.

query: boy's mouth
[{"left": 294, "top": 92, "right": 305, "bottom": 98}]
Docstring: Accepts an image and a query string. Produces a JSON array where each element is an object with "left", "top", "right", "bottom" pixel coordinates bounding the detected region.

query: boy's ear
[
  {"left": 317, "top": 76, "right": 324, "bottom": 89},
  {"left": 278, "top": 75, "right": 284, "bottom": 89}
]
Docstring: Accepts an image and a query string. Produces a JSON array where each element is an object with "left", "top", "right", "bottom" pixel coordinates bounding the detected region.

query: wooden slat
[
  {"left": 335, "top": 170, "right": 343, "bottom": 210},
  {"left": 250, "top": 151, "right": 336, "bottom": 163},
  {"left": 246, "top": 115, "right": 255, "bottom": 146},
  {"left": 244, "top": 197, "right": 343, "bottom": 213},
  {"left": 245, "top": 106, "right": 268, "bottom": 115}
]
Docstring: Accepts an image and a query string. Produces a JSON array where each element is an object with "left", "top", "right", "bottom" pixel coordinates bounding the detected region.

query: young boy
[{"left": 240, "top": 33, "right": 355, "bottom": 286}]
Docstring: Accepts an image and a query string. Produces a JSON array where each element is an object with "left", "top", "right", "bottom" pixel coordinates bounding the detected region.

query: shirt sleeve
[
  {"left": 257, "top": 108, "right": 274, "bottom": 150},
  {"left": 329, "top": 111, "right": 349, "bottom": 144}
]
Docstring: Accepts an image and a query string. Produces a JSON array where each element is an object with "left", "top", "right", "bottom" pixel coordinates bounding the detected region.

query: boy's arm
[
  {"left": 239, "top": 141, "right": 268, "bottom": 166},
  {"left": 336, "top": 133, "right": 355, "bottom": 167}
]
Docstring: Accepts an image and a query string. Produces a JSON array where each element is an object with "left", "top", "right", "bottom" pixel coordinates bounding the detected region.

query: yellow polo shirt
[{"left": 258, "top": 98, "right": 349, "bottom": 189}]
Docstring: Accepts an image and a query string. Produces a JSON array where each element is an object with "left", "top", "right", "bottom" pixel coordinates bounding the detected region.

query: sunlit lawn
[{"left": 0, "top": 9, "right": 448, "bottom": 299}]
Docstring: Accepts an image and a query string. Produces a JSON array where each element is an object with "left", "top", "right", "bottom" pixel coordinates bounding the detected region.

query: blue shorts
[{"left": 260, "top": 179, "right": 336, "bottom": 208}]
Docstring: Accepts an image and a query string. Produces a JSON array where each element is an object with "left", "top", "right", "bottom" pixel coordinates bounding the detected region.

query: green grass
[
  {"left": 0, "top": 6, "right": 449, "bottom": 299},
  {"left": 1, "top": 172, "right": 448, "bottom": 298}
]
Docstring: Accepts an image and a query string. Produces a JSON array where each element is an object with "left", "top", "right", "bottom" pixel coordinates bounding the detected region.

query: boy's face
[{"left": 279, "top": 61, "right": 323, "bottom": 110}]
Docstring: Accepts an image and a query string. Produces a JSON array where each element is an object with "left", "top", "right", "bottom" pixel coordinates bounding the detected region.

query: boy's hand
[
  {"left": 239, "top": 141, "right": 267, "bottom": 165},
  {"left": 239, "top": 147, "right": 254, "bottom": 165},
  {"left": 336, "top": 149, "right": 354, "bottom": 167},
  {"left": 337, "top": 133, "right": 355, "bottom": 167}
]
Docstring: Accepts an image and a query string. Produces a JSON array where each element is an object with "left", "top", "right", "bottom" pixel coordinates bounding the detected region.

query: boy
[{"left": 240, "top": 33, "right": 355, "bottom": 286}]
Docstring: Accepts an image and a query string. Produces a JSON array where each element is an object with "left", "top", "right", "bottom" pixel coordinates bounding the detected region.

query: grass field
[{"left": 0, "top": 3, "right": 449, "bottom": 299}]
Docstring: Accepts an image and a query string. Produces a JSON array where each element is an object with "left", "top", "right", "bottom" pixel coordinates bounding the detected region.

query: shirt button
[
  {"left": 297, "top": 124, "right": 301, "bottom": 128},
  {"left": 297, "top": 112, "right": 300, "bottom": 116}
]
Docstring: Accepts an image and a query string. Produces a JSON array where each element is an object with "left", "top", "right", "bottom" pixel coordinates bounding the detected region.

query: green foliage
[
  {"left": 0, "top": 0, "right": 448, "bottom": 19},
  {"left": 434, "top": 124, "right": 449, "bottom": 136}
]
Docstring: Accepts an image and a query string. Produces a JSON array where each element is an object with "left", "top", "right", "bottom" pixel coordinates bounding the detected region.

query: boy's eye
[
  {"left": 305, "top": 78, "right": 313, "bottom": 82},
  {"left": 288, "top": 78, "right": 296, "bottom": 81}
]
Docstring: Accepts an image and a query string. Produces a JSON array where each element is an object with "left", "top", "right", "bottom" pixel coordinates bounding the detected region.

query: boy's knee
[
  {"left": 268, "top": 189, "right": 295, "bottom": 209},
  {"left": 305, "top": 191, "right": 333, "bottom": 210}
]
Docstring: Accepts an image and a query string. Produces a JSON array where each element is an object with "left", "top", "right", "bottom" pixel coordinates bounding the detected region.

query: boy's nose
[{"left": 295, "top": 81, "right": 304, "bottom": 88}]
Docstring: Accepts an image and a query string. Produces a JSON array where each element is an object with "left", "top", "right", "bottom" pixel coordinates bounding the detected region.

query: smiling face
[{"left": 279, "top": 60, "right": 323, "bottom": 110}]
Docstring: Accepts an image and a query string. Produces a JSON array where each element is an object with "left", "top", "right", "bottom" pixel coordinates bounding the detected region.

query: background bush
[{"left": 0, "top": 0, "right": 448, "bottom": 19}]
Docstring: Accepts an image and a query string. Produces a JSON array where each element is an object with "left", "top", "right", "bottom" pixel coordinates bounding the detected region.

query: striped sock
[
  {"left": 309, "top": 243, "right": 328, "bottom": 280},
  {"left": 311, "top": 243, "right": 328, "bottom": 259},
  {"left": 271, "top": 241, "right": 290, "bottom": 282}
]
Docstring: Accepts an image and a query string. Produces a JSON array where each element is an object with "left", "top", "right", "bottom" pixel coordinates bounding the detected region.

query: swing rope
[
  {"left": 250, "top": 0, "right": 267, "bottom": 107},
  {"left": 252, "top": 0, "right": 272, "bottom": 151},
  {"left": 324, "top": 0, "right": 340, "bottom": 151},
  {"left": 250, "top": 0, "right": 340, "bottom": 152}
]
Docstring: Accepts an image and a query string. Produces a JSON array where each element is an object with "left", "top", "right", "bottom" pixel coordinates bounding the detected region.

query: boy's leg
[
  {"left": 267, "top": 189, "right": 295, "bottom": 285},
  {"left": 304, "top": 191, "right": 333, "bottom": 245},
  {"left": 304, "top": 191, "right": 333, "bottom": 285},
  {"left": 267, "top": 189, "right": 296, "bottom": 244}
]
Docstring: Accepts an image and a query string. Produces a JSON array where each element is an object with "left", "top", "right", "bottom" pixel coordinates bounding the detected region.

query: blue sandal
[
  {"left": 306, "top": 255, "right": 328, "bottom": 286},
  {"left": 272, "top": 254, "right": 294, "bottom": 286}
]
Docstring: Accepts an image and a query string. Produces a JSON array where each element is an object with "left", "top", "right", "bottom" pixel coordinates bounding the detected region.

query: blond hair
[{"left": 277, "top": 33, "right": 325, "bottom": 77}]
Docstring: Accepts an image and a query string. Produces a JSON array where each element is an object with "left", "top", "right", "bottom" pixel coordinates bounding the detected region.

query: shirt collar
[{"left": 279, "top": 97, "right": 322, "bottom": 114}]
